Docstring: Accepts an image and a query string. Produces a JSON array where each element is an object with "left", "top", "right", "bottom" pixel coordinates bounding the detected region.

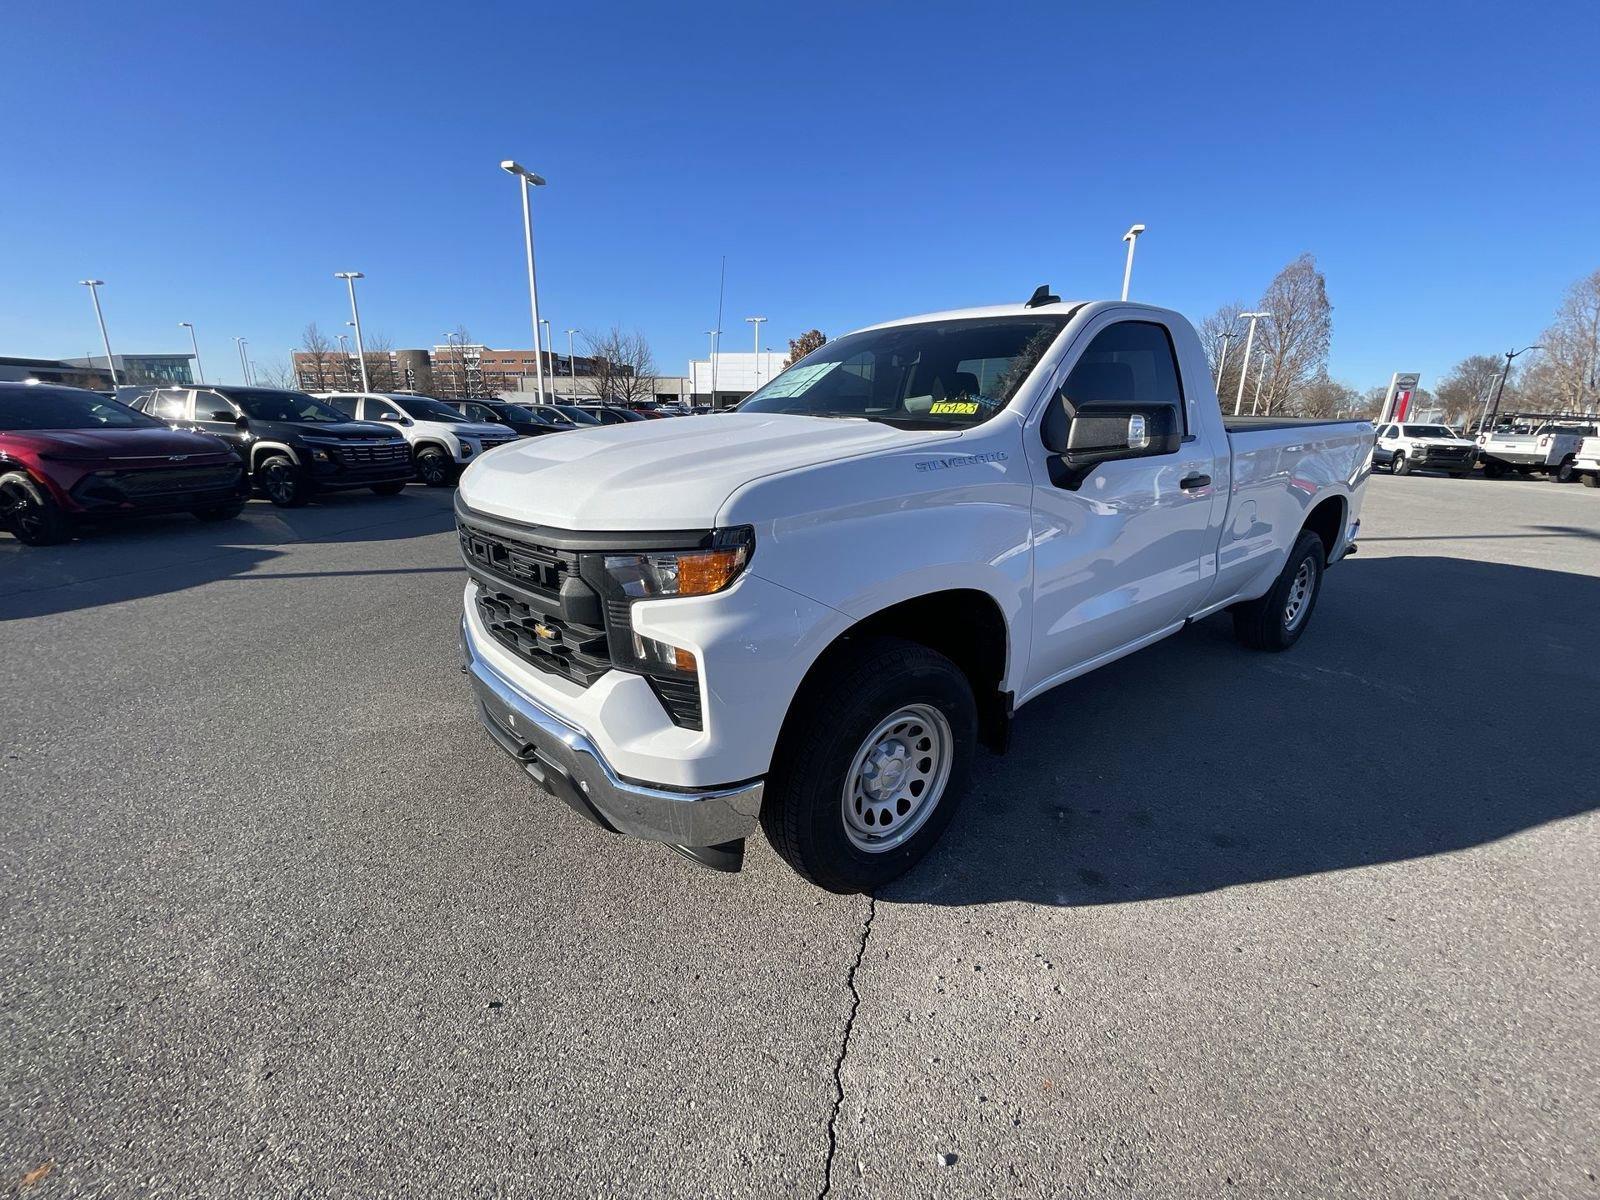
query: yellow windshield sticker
[{"left": 929, "top": 400, "right": 980, "bottom": 415}]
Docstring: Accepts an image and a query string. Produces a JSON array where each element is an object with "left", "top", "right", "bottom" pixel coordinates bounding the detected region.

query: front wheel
[
  {"left": 256, "top": 455, "right": 310, "bottom": 507},
  {"left": 0, "top": 471, "right": 74, "bottom": 546},
  {"left": 1232, "top": 528, "right": 1326, "bottom": 652},
  {"left": 760, "top": 636, "right": 976, "bottom": 893},
  {"left": 1391, "top": 452, "right": 1410, "bottom": 475},
  {"left": 1482, "top": 459, "right": 1507, "bottom": 479},
  {"left": 415, "top": 446, "right": 456, "bottom": 487}
]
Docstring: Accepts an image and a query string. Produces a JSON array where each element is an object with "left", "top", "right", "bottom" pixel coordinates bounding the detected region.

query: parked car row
[{"left": 1372, "top": 415, "right": 1600, "bottom": 486}]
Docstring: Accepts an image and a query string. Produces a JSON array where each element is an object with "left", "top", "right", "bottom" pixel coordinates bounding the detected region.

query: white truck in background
[
  {"left": 454, "top": 296, "right": 1372, "bottom": 892},
  {"left": 1571, "top": 436, "right": 1600, "bottom": 487},
  {"left": 1477, "top": 416, "right": 1599, "bottom": 482}
]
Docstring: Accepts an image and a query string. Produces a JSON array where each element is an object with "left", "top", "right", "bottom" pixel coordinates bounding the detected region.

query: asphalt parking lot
[{"left": 3, "top": 473, "right": 1597, "bottom": 1198}]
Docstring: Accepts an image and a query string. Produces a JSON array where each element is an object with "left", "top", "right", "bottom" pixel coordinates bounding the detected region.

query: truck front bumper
[{"left": 462, "top": 618, "right": 763, "bottom": 847}]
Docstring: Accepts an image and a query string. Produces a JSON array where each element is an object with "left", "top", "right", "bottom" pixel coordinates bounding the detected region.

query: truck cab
[{"left": 455, "top": 298, "right": 1370, "bottom": 891}]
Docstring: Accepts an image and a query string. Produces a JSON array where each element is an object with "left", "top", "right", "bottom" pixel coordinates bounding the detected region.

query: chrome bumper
[{"left": 461, "top": 619, "right": 763, "bottom": 847}]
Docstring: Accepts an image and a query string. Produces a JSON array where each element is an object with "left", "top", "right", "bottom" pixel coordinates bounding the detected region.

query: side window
[
  {"left": 1061, "top": 321, "right": 1184, "bottom": 430},
  {"left": 361, "top": 398, "right": 403, "bottom": 422},
  {"left": 194, "top": 391, "right": 236, "bottom": 421},
  {"left": 150, "top": 389, "right": 192, "bottom": 421},
  {"left": 325, "top": 394, "right": 358, "bottom": 417}
]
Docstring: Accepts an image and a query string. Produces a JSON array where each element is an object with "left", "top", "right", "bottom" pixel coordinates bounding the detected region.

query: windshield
[
  {"left": 554, "top": 405, "right": 601, "bottom": 425},
  {"left": 0, "top": 388, "right": 161, "bottom": 432},
  {"left": 229, "top": 389, "right": 348, "bottom": 423},
  {"left": 533, "top": 407, "right": 575, "bottom": 426},
  {"left": 738, "top": 316, "right": 1068, "bottom": 429},
  {"left": 392, "top": 395, "right": 468, "bottom": 423},
  {"left": 460, "top": 403, "right": 501, "bottom": 422},
  {"left": 1405, "top": 425, "right": 1458, "bottom": 439}
]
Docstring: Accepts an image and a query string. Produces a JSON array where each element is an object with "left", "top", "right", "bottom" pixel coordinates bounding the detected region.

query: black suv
[
  {"left": 129, "top": 386, "right": 413, "bottom": 507},
  {"left": 441, "top": 398, "right": 565, "bottom": 437}
]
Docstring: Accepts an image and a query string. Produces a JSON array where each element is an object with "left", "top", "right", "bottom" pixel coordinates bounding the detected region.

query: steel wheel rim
[
  {"left": 841, "top": 703, "right": 952, "bottom": 854},
  {"left": 1283, "top": 559, "right": 1314, "bottom": 630}
]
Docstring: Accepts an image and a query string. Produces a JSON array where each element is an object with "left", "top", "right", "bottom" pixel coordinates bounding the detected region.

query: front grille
[
  {"left": 474, "top": 585, "right": 611, "bottom": 686},
  {"left": 1421, "top": 447, "right": 1473, "bottom": 462},
  {"left": 459, "top": 518, "right": 613, "bottom": 687},
  {"left": 71, "top": 462, "right": 242, "bottom": 507},
  {"left": 333, "top": 441, "right": 409, "bottom": 466}
]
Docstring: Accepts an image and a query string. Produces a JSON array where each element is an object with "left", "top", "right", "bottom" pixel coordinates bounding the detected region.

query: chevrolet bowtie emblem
[{"left": 533, "top": 623, "right": 556, "bottom": 641}]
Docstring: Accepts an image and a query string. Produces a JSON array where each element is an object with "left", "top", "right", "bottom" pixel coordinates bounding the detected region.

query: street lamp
[
  {"left": 233, "top": 337, "right": 251, "bottom": 384},
  {"left": 1213, "top": 330, "right": 1237, "bottom": 389},
  {"left": 1251, "top": 356, "right": 1267, "bottom": 415},
  {"left": 540, "top": 318, "right": 553, "bottom": 397},
  {"left": 705, "top": 329, "right": 720, "bottom": 410},
  {"left": 500, "top": 160, "right": 549, "bottom": 404},
  {"left": 1120, "top": 224, "right": 1146, "bottom": 302},
  {"left": 1482, "top": 344, "right": 1543, "bottom": 432},
  {"left": 565, "top": 329, "right": 579, "bottom": 396},
  {"left": 1233, "top": 312, "right": 1270, "bottom": 415},
  {"left": 179, "top": 321, "right": 204, "bottom": 385},
  {"left": 334, "top": 272, "right": 369, "bottom": 392},
  {"left": 78, "top": 280, "right": 118, "bottom": 386},
  {"left": 745, "top": 316, "right": 767, "bottom": 390}
]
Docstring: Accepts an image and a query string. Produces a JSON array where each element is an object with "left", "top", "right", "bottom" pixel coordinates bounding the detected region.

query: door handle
[{"left": 1179, "top": 473, "right": 1212, "bottom": 490}]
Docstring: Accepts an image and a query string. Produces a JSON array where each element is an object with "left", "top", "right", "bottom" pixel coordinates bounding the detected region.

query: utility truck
[{"left": 454, "top": 296, "right": 1373, "bottom": 892}]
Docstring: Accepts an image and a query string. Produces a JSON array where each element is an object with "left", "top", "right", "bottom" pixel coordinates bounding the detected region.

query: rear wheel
[
  {"left": 415, "top": 446, "right": 455, "bottom": 487},
  {"left": 1232, "top": 529, "right": 1326, "bottom": 652},
  {"left": 1482, "top": 459, "right": 1507, "bottom": 479},
  {"left": 0, "top": 471, "right": 73, "bottom": 546},
  {"left": 1582, "top": 473, "right": 1600, "bottom": 489},
  {"left": 192, "top": 499, "right": 245, "bottom": 522},
  {"left": 760, "top": 636, "right": 976, "bottom": 893},
  {"left": 256, "top": 454, "right": 310, "bottom": 507},
  {"left": 1554, "top": 456, "right": 1577, "bottom": 484},
  {"left": 1391, "top": 452, "right": 1410, "bottom": 475},
  {"left": 370, "top": 481, "right": 406, "bottom": 495}
]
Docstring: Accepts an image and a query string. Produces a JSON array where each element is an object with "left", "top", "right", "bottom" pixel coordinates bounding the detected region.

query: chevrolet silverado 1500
[{"left": 454, "top": 297, "right": 1372, "bottom": 892}]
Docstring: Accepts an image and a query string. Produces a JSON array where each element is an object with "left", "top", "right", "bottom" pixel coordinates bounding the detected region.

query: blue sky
[{"left": 3, "top": 1, "right": 1597, "bottom": 391}]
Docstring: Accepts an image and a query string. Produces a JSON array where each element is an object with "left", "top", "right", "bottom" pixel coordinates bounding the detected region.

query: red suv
[{"left": 0, "top": 383, "right": 246, "bottom": 546}]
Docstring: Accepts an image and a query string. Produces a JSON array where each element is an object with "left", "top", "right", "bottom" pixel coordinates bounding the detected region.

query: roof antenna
[{"left": 1025, "top": 284, "right": 1060, "bottom": 308}]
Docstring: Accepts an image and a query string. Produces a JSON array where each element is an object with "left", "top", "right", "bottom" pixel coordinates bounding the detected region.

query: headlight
[
  {"left": 308, "top": 448, "right": 334, "bottom": 463},
  {"left": 599, "top": 529, "right": 754, "bottom": 599}
]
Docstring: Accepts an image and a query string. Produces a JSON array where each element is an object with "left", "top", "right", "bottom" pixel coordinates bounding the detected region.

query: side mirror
[
  {"left": 1042, "top": 393, "right": 1179, "bottom": 465},
  {"left": 234, "top": 415, "right": 250, "bottom": 433}
]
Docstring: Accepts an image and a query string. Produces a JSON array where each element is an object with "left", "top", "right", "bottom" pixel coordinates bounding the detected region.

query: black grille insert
[{"left": 474, "top": 586, "right": 611, "bottom": 686}]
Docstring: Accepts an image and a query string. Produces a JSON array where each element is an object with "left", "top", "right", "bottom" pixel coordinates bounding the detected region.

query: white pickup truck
[
  {"left": 1477, "top": 417, "right": 1598, "bottom": 482},
  {"left": 455, "top": 298, "right": 1371, "bottom": 891},
  {"left": 1573, "top": 436, "right": 1600, "bottom": 487}
]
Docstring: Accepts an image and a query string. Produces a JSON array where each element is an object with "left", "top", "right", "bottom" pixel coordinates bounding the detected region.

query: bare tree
[
  {"left": 1252, "top": 254, "right": 1332, "bottom": 415},
  {"left": 784, "top": 329, "right": 827, "bottom": 368},
  {"left": 255, "top": 360, "right": 297, "bottom": 389},
  {"left": 1435, "top": 354, "right": 1511, "bottom": 428},
  {"left": 1198, "top": 303, "right": 1247, "bottom": 402},
  {"left": 1522, "top": 267, "right": 1600, "bottom": 411},
  {"left": 298, "top": 322, "right": 337, "bottom": 392},
  {"left": 1293, "top": 370, "right": 1360, "bottom": 419},
  {"left": 361, "top": 332, "right": 397, "bottom": 393},
  {"left": 579, "top": 326, "right": 657, "bottom": 406}
]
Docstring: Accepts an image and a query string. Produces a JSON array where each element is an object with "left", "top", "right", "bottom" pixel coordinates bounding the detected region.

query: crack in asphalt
[{"left": 819, "top": 892, "right": 876, "bottom": 1200}]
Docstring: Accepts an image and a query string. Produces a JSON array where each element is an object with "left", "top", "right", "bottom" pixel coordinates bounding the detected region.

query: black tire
[
  {"left": 192, "top": 499, "right": 245, "bottom": 522},
  {"left": 1482, "top": 459, "right": 1507, "bottom": 479},
  {"left": 1582, "top": 472, "right": 1600, "bottom": 489},
  {"left": 0, "top": 470, "right": 74, "bottom": 546},
  {"left": 760, "top": 636, "right": 976, "bottom": 893},
  {"left": 370, "top": 481, "right": 407, "bottom": 495},
  {"left": 1232, "top": 529, "right": 1326, "bottom": 652},
  {"left": 256, "top": 454, "right": 310, "bottom": 507},
  {"left": 1391, "top": 452, "right": 1410, "bottom": 476},
  {"left": 415, "top": 446, "right": 456, "bottom": 487},
  {"left": 1554, "top": 456, "right": 1577, "bottom": 484}
]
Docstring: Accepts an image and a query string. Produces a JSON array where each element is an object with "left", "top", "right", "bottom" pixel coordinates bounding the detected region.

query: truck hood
[
  {"left": 458, "top": 412, "right": 948, "bottom": 529},
  {"left": 0, "top": 426, "right": 232, "bottom": 461}
]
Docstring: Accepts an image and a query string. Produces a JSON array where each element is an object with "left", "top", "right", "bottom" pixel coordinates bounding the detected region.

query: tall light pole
[
  {"left": 179, "top": 321, "right": 204, "bottom": 385},
  {"left": 566, "top": 329, "right": 579, "bottom": 400},
  {"left": 705, "top": 329, "right": 720, "bottom": 409},
  {"left": 233, "top": 337, "right": 251, "bottom": 384},
  {"left": 1213, "top": 330, "right": 1237, "bottom": 389},
  {"left": 746, "top": 316, "right": 767, "bottom": 391},
  {"left": 1233, "top": 312, "right": 1269, "bottom": 415},
  {"left": 500, "top": 160, "right": 548, "bottom": 404},
  {"left": 78, "top": 280, "right": 118, "bottom": 386},
  {"left": 1482, "top": 345, "right": 1542, "bottom": 431},
  {"left": 1251, "top": 356, "right": 1267, "bottom": 415},
  {"left": 540, "top": 318, "right": 553, "bottom": 398},
  {"left": 334, "top": 271, "right": 369, "bottom": 392},
  {"left": 1120, "top": 223, "right": 1146, "bottom": 302}
]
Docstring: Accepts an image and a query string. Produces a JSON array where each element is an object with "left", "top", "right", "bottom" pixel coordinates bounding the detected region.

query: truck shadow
[
  {"left": 890, "top": 555, "right": 1599, "bottom": 908},
  {"left": 0, "top": 487, "right": 458, "bottom": 622}
]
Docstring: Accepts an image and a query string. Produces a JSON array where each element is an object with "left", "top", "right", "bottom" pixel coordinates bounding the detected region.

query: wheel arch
[
  {"left": 248, "top": 441, "right": 300, "bottom": 471},
  {"left": 1302, "top": 493, "right": 1347, "bottom": 561}
]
